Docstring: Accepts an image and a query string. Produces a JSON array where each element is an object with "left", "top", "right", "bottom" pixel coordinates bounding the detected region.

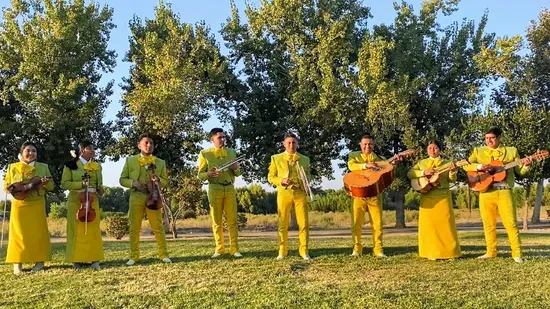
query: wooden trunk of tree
[
  {"left": 467, "top": 185, "right": 471, "bottom": 212},
  {"left": 531, "top": 179, "right": 544, "bottom": 224},
  {"left": 394, "top": 191, "right": 406, "bottom": 228},
  {"left": 522, "top": 184, "right": 532, "bottom": 231}
]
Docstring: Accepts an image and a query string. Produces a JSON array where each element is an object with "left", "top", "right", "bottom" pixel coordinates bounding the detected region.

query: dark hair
[
  {"left": 485, "top": 127, "right": 502, "bottom": 137},
  {"left": 360, "top": 135, "right": 374, "bottom": 141},
  {"left": 209, "top": 128, "right": 224, "bottom": 138},
  {"left": 65, "top": 140, "right": 94, "bottom": 170},
  {"left": 19, "top": 141, "right": 37, "bottom": 154},
  {"left": 138, "top": 133, "right": 153, "bottom": 143},
  {"left": 284, "top": 133, "right": 299, "bottom": 141},
  {"left": 427, "top": 140, "right": 443, "bottom": 150}
]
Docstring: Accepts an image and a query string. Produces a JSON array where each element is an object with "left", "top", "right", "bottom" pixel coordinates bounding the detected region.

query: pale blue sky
[{"left": 0, "top": 0, "right": 548, "bottom": 191}]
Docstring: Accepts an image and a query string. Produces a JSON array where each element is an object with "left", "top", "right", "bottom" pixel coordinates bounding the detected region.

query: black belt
[{"left": 215, "top": 182, "right": 233, "bottom": 186}]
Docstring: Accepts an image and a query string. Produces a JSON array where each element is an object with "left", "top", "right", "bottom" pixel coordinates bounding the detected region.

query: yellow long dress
[
  {"left": 3, "top": 161, "right": 53, "bottom": 263},
  {"left": 61, "top": 159, "right": 104, "bottom": 263},
  {"left": 408, "top": 158, "right": 461, "bottom": 259}
]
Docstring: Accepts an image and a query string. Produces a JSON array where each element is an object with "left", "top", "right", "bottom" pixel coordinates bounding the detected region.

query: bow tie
[
  {"left": 213, "top": 148, "right": 227, "bottom": 158},
  {"left": 284, "top": 153, "right": 299, "bottom": 163},
  {"left": 361, "top": 153, "right": 375, "bottom": 163}
]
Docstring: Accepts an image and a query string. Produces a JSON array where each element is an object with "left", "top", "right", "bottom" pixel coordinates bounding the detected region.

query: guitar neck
[{"left": 503, "top": 159, "right": 524, "bottom": 170}]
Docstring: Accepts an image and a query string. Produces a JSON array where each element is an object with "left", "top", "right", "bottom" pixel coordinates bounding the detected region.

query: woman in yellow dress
[
  {"left": 4, "top": 142, "right": 54, "bottom": 274},
  {"left": 407, "top": 141, "right": 461, "bottom": 260},
  {"left": 62, "top": 141, "right": 104, "bottom": 269}
]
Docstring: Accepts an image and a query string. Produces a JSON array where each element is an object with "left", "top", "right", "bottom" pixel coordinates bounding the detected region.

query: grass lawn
[{"left": 1, "top": 232, "right": 550, "bottom": 308}]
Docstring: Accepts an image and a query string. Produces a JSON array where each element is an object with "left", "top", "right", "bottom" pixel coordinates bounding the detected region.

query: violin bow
[{"left": 1, "top": 191, "right": 7, "bottom": 248}]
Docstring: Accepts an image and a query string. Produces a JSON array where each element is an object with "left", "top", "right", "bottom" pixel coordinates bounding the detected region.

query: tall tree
[
  {"left": 111, "top": 1, "right": 239, "bottom": 236},
  {"left": 0, "top": 0, "right": 116, "bottom": 181},
  {"left": 221, "top": 0, "right": 370, "bottom": 183}
]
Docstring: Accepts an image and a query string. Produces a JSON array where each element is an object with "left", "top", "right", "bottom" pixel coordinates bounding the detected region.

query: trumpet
[
  {"left": 297, "top": 162, "right": 316, "bottom": 202},
  {"left": 215, "top": 155, "right": 246, "bottom": 172}
]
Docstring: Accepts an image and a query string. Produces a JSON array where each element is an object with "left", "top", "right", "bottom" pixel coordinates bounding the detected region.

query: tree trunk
[
  {"left": 171, "top": 216, "right": 178, "bottom": 239},
  {"left": 522, "top": 184, "right": 532, "bottom": 231},
  {"left": 531, "top": 179, "right": 544, "bottom": 224},
  {"left": 395, "top": 190, "right": 406, "bottom": 228},
  {"left": 466, "top": 185, "right": 471, "bottom": 213}
]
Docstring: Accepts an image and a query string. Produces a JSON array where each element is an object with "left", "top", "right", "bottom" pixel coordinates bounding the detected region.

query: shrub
[
  {"left": 104, "top": 215, "right": 130, "bottom": 239},
  {"left": 101, "top": 211, "right": 127, "bottom": 219},
  {"left": 182, "top": 210, "right": 197, "bottom": 219},
  {"left": 223, "top": 213, "right": 248, "bottom": 231},
  {"left": 49, "top": 202, "right": 67, "bottom": 219}
]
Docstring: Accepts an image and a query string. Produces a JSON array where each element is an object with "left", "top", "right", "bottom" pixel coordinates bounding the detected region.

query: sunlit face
[
  {"left": 484, "top": 133, "right": 500, "bottom": 149},
  {"left": 360, "top": 138, "right": 374, "bottom": 155},
  {"left": 20, "top": 145, "right": 37, "bottom": 163},
  {"left": 80, "top": 145, "right": 95, "bottom": 161},
  {"left": 283, "top": 137, "right": 298, "bottom": 154},
  {"left": 427, "top": 143, "right": 440, "bottom": 158},
  {"left": 138, "top": 137, "right": 155, "bottom": 155},
  {"left": 211, "top": 132, "right": 226, "bottom": 148}
]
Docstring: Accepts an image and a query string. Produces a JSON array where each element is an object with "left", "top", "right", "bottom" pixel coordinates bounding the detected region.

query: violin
[
  {"left": 8, "top": 176, "right": 52, "bottom": 200},
  {"left": 77, "top": 173, "right": 96, "bottom": 225},
  {"left": 146, "top": 164, "right": 164, "bottom": 210}
]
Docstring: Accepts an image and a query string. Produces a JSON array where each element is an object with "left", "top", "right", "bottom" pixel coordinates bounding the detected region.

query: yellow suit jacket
[
  {"left": 268, "top": 152, "right": 311, "bottom": 191},
  {"left": 407, "top": 158, "right": 456, "bottom": 189},
  {"left": 463, "top": 146, "right": 529, "bottom": 189},
  {"left": 347, "top": 151, "right": 384, "bottom": 171},
  {"left": 119, "top": 155, "right": 168, "bottom": 189},
  {"left": 197, "top": 147, "right": 241, "bottom": 185},
  {"left": 3, "top": 162, "right": 54, "bottom": 200}
]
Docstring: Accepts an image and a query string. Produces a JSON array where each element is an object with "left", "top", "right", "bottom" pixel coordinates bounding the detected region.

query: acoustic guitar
[
  {"left": 467, "top": 150, "right": 548, "bottom": 192},
  {"left": 410, "top": 159, "right": 469, "bottom": 193},
  {"left": 343, "top": 149, "right": 415, "bottom": 198}
]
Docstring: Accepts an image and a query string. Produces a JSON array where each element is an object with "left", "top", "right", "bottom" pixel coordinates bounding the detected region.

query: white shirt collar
[
  {"left": 429, "top": 156, "right": 441, "bottom": 160},
  {"left": 140, "top": 153, "right": 153, "bottom": 157},
  {"left": 20, "top": 160, "right": 35, "bottom": 167},
  {"left": 80, "top": 157, "right": 89, "bottom": 165}
]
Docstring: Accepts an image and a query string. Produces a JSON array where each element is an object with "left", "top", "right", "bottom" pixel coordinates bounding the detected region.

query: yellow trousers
[
  {"left": 479, "top": 189, "right": 521, "bottom": 258},
  {"left": 351, "top": 196, "right": 383, "bottom": 255},
  {"left": 277, "top": 189, "right": 309, "bottom": 257},
  {"left": 128, "top": 193, "right": 168, "bottom": 261},
  {"left": 208, "top": 184, "right": 239, "bottom": 254}
]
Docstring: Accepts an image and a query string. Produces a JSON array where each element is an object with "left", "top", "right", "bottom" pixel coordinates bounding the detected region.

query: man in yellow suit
[
  {"left": 268, "top": 134, "right": 312, "bottom": 261},
  {"left": 463, "top": 127, "right": 531, "bottom": 263},
  {"left": 120, "top": 134, "right": 171, "bottom": 266},
  {"left": 347, "top": 135, "right": 401, "bottom": 257},
  {"left": 198, "top": 128, "right": 243, "bottom": 258}
]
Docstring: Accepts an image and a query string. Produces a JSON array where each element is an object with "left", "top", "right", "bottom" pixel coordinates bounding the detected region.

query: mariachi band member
[
  {"left": 268, "top": 134, "right": 312, "bottom": 261},
  {"left": 198, "top": 128, "right": 243, "bottom": 258},
  {"left": 61, "top": 141, "right": 104, "bottom": 269},
  {"left": 3, "top": 142, "right": 53, "bottom": 274},
  {"left": 463, "top": 127, "right": 531, "bottom": 263},
  {"left": 119, "top": 134, "right": 171, "bottom": 265},
  {"left": 407, "top": 140, "right": 461, "bottom": 260},
  {"left": 347, "top": 135, "right": 401, "bottom": 257}
]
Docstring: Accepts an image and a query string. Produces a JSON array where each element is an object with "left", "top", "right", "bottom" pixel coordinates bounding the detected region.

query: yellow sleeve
[
  {"left": 463, "top": 148, "right": 480, "bottom": 172},
  {"left": 448, "top": 163, "right": 457, "bottom": 182},
  {"left": 97, "top": 165, "right": 103, "bottom": 188},
  {"left": 513, "top": 148, "right": 529, "bottom": 176},
  {"left": 61, "top": 166, "right": 83, "bottom": 191},
  {"left": 3, "top": 164, "right": 12, "bottom": 193},
  {"left": 347, "top": 154, "right": 364, "bottom": 171},
  {"left": 119, "top": 158, "right": 133, "bottom": 188},
  {"left": 159, "top": 161, "right": 169, "bottom": 187},
  {"left": 407, "top": 161, "right": 423, "bottom": 179},
  {"left": 267, "top": 156, "right": 282, "bottom": 186},
  {"left": 43, "top": 164, "right": 54, "bottom": 192},
  {"left": 305, "top": 157, "right": 312, "bottom": 181},
  {"left": 197, "top": 152, "right": 209, "bottom": 182}
]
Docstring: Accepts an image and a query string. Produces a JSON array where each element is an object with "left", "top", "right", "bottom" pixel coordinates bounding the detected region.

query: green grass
[{"left": 1, "top": 232, "right": 550, "bottom": 308}]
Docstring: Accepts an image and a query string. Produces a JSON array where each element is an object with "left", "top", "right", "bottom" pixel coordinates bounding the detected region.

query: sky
[{"left": 0, "top": 0, "right": 548, "bottom": 192}]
